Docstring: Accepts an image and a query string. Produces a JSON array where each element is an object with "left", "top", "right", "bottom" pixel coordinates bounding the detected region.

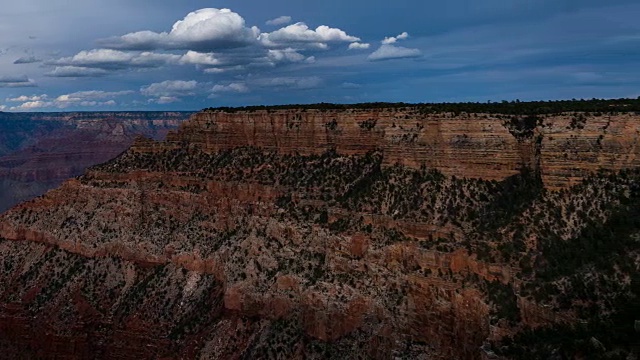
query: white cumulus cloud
[
  {"left": 259, "top": 22, "right": 360, "bottom": 49},
  {"left": 179, "top": 51, "right": 223, "bottom": 66},
  {"left": 38, "top": 7, "right": 368, "bottom": 82},
  {"left": 179, "top": 47, "right": 312, "bottom": 73},
  {"left": 382, "top": 32, "right": 409, "bottom": 45},
  {"left": 100, "top": 8, "right": 260, "bottom": 51}
]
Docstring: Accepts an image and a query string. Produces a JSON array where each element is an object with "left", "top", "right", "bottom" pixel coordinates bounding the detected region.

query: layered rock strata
[
  {"left": 151, "top": 109, "right": 640, "bottom": 189},
  {"left": 0, "top": 107, "right": 638, "bottom": 359}
]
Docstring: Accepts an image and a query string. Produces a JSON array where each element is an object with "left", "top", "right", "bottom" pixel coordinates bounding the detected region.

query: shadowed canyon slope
[
  {"left": 0, "top": 112, "right": 191, "bottom": 212},
  {"left": 0, "top": 104, "right": 639, "bottom": 359}
]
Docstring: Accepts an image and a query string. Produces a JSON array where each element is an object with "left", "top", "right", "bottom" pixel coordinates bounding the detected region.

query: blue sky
[{"left": 0, "top": 0, "right": 639, "bottom": 111}]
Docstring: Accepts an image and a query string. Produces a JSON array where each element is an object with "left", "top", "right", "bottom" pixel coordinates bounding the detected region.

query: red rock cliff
[{"left": 141, "top": 109, "right": 640, "bottom": 189}]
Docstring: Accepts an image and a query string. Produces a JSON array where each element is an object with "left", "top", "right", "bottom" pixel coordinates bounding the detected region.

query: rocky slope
[
  {"left": 0, "top": 112, "right": 191, "bottom": 212},
  {"left": 0, "top": 105, "right": 638, "bottom": 359}
]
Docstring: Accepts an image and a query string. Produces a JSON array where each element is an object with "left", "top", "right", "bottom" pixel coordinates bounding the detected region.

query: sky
[{"left": 1, "top": 0, "right": 640, "bottom": 111}]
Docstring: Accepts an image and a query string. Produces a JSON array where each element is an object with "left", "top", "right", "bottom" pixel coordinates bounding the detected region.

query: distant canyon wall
[{"left": 0, "top": 112, "right": 191, "bottom": 212}]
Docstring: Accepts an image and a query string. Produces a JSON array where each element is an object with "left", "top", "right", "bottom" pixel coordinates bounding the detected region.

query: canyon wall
[
  {"left": 141, "top": 109, "right": 640, "bottom": 189},
  {"left": 0, "top": 107, "right": 638, "bottom": 359}
]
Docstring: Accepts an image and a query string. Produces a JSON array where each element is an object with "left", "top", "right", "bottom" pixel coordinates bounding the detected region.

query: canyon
[
  {"left": 0, "top": 104, "right": 638, "bottom": 359},
  {"left": 0, "top": 112, "right": 191, "bottom": 212}
]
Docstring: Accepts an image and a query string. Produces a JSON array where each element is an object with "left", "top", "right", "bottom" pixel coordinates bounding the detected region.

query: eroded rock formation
[{"left": 0, "top": 106, "right": 638, "bottom": 359}]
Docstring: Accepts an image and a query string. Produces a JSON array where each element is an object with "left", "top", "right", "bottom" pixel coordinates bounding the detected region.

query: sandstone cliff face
[
  {"left": 0, "top": 107, "right": 639, "bottom": 359},
  {"left": 150, "top": 109, "right": 640, "bottom": 189},
  {"left": 161, "top": 109, "right": 528, "bottom": 182}
]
